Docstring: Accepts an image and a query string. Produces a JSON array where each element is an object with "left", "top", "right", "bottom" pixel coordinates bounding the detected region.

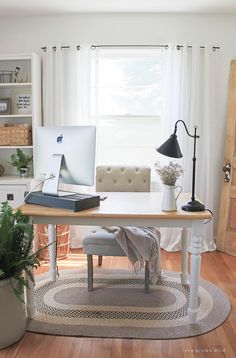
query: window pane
[
  {"left": 98, "top": 87, "right": 162, "bottom": 116},
  {"left": 96, "top": 51, "right": 163, "bottom": 116},
  {"left": 97, "top": 118, "right": 163, "bottom": 169},
  {"left": 99, "top": 57, "right": 162, "bottom": 87}
]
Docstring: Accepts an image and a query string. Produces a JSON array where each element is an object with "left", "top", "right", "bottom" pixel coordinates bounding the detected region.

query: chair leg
[
  {"left": 157, "top": 245, "right": 162, "bottom": 279},
  {"left": 144, "top": 260, "right": 150, "bottom": 293},
  {"left": 87, "top": 254, "right": 93, "bottom": 291},
  {"left": 98, "top": 255, "right": 103, "bottom": 266}
]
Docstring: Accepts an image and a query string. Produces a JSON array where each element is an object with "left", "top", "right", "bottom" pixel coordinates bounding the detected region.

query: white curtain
[
  {"left": 42, "top": 46, "right": 94, "bottom": 247},
  {"left": 160, "top": 44, "right": 219, "bottom": 252},
  {"left": 42, "top": 46, "right": 91, "bottom": 126}
]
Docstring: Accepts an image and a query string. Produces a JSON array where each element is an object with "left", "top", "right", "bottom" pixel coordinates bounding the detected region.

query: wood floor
[{"left": 1, "top": 249, "right": 236, "bottom": 358}]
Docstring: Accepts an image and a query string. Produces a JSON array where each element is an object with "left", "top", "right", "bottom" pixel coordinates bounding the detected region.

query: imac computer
[{"left": 25, "top": 125, "right": 100, "bottom": 211}]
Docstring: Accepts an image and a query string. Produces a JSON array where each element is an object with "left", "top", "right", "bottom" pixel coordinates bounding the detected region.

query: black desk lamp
[{"left": 156, "top": 120, "right": 205, "bottom": 212}]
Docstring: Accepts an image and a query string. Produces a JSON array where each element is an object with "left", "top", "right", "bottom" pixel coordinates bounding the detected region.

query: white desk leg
[
  {"left": 180, "top": 228, "right": 190, "bottom": 285},
  {"left": 48, "top": 224, "right": 57, "bottom": 282},
  {"left": 188, "top": 220, "right": 203, "bottom": 324}
]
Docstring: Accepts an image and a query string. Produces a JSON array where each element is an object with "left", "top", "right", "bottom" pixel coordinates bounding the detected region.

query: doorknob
[{"left": 223, "top": 163, "right": 231, "bottom": 182}]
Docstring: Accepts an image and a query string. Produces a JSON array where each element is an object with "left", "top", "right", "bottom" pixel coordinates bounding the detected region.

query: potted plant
[
  {"left": 9, "top": 148, "right": 33, "bottom": 177},
  {"left": 0, "top": 202, "right": 41, "bottom": 348},
  {"left": 155, "top": 161, "right": 184, "bottom": 211}
]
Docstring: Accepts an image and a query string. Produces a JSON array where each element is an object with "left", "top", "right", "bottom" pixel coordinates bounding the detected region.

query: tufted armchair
[{"left": 82, "top": 165, "right": 157, "bottom": 293}]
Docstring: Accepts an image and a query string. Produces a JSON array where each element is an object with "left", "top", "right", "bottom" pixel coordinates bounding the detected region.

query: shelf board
[
  {"left": 0, "top": 145, "right": 33, "bottom": 149},
  {"left": 0, "top": 115, "right": 32, "bottom": 119},
  {"left": 0, "top": 82, "right": 31, "bottom": 87},
  {"left": 0, "top": 175, "right": 33, "bottom": 184},
  {"left": 0, "top": 114, "right": 32, "bottom": 118}
]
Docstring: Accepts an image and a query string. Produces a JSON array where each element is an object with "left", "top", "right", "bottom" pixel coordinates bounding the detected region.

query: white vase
[
  {"left": 0, "top": 278, "right": 26, "bottom": 349},
  {"left": 19, "top": 167, "right": 30, "bottom": 178},
  {"left": 162, "top": 184, "right": 182, "bottom": 211}
]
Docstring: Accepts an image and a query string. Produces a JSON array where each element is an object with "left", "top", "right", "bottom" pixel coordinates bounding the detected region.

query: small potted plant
[
  {"left": 155, "top": 161, "right": 184, "bottom": 211},
  {"left": 9, "top": 148, "right": 33, "bottom": 177},
  {"left": 0, "top": 202, "right": 41, "bottom": 348}
]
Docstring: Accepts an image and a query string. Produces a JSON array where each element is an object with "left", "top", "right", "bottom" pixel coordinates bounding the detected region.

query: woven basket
[
  {"left": 37, "top": 224, "right": 70, "bottom": 261},
  {"left": 0, "top": 124, "right": 32, "bottom": 146}
]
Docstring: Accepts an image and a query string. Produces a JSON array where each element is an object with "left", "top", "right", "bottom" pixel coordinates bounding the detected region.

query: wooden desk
[{"left": 20, "top": 192, "right": 211, "bottom": 324}]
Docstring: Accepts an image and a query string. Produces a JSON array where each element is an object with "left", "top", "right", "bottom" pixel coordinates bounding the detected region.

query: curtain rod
[
  {"left": 41, "top": 45, "right": 80, "bottom": 51},
  {"left": 91, "top": 44, "right": 220, "bottom": 51},
  {"left": 91, "top": 44, "right": 169, "bottom": 50},
  {"left": 41, "top": 44, "right": 220, "bottom": 52}
]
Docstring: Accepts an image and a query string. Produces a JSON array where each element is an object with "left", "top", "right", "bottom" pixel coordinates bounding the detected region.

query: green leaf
[
  {"left": 0, "top": 202, "right": 49, "bottom": 302},
  {"left": 8, "top": 149, "right": 33, "bottom": 171}
]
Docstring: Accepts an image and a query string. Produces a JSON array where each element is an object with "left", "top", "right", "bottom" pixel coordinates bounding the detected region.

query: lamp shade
[{"left": 156, "top": 134, "right": 183, "bottom": 158}]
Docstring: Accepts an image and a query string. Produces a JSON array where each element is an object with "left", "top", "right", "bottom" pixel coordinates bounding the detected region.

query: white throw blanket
[{"left": 103, "top": 226, "right": 161, "bottom": 283}]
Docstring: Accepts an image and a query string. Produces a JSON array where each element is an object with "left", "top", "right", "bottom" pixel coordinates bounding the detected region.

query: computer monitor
[{"left": 35, "top": 125, "right": 96, "bottom": 196}]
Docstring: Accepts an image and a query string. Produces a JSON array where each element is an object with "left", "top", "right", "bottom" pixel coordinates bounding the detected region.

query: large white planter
[{"left": 0, "top": 278, "right": 26, "bottom": 349}]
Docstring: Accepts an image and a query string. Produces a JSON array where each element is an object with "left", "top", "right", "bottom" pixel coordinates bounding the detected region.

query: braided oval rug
[{"left": 27, "top": 269, "right": 231, "bottom": 339}]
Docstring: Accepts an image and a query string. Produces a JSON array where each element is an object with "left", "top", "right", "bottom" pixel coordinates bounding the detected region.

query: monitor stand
[
  {"left": 25, "top": 153, "right": 100, "bottom": 211},
  {"left": 42, "top": 154, "right": 75, "bottom": 196}
]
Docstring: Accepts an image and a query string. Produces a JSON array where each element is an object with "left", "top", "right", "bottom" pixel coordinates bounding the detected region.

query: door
[{"left": 217, "top": 60, "right": 236, "bottom": 256}]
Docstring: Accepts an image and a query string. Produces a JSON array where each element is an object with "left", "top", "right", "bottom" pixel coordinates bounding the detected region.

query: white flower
[{"left": 155, "top": 161, "right": 184, "bottom": 186}]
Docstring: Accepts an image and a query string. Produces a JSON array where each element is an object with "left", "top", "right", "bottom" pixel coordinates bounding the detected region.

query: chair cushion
[{"left": 82, "top": 229, "right": 126, "bottom": 256}]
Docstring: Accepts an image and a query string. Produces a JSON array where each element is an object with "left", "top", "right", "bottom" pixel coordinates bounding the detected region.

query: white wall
[{"left": 0, "top": 12, "right": 236, "bottom": 235}]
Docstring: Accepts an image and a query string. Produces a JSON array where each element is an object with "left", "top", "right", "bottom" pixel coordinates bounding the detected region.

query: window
[
  {"left": 93, "top": 49, "right": 163, "bottom": 117},
  {"left": 91, "top": 48, "right": 166, "bottom": 174}
]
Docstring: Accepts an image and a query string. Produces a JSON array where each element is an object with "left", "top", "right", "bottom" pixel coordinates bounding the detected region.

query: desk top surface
[{"left": 19, "top": 192, "right": 212, "bottom": 220}]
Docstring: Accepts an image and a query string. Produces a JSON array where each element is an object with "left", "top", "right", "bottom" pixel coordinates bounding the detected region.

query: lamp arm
[{"left": 174, "top": 120, "right": 199, "bottom": 139}]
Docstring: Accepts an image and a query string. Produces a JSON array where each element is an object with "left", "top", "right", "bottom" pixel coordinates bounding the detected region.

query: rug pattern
[{"left": 27, "top": 269, "right": 231, "bottom": 339}]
